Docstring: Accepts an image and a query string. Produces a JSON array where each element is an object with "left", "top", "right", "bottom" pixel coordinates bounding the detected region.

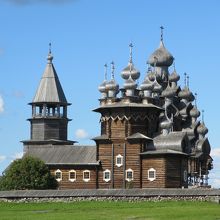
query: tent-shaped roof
[{"left": 32, "top": 53, "right": 68, "bottom": 105}]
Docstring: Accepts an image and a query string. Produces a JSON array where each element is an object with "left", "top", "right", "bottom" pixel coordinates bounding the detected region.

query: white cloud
[
  {"left": 75, "top": 129, "right": 89, "bottom": 139},
  {"left": 0, "top": 155, "right": 6, "bottom": 163},
  {"left": 13, "top": 152, "right": 23, "bottom": 159},
  {"left": 211, "top": 178, "right": 220, "bottom": 189},
  {"left": 0, "top": 95, "right": 4, "bottom": 113},
  {"left": 211, "top": 148, "right": 220, "bottom": 158},
  {"left": 12, "top": 152, "right": 23, "bottom": 160}
]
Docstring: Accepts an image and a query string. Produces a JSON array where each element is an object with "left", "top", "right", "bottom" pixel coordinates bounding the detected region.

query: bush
[{"left": 0, "top": 156, "right": 58, "bottom": 190}]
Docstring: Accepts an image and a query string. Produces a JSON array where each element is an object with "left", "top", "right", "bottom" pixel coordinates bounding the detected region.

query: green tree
[{"left": 0, "top": 156, "right": 57, "bottom": 190}]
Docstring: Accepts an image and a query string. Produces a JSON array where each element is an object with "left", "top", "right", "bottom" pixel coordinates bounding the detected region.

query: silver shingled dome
[
  {"left": 178, "top": 87, "right": 192, "bottom": 100},
  {"left": 169, "top": 69, "right": 180, "bottom": 82},
  {"left": 148, "top": 41, "right": 174, "bottom": 67},
  {"left": 152, "top": 79, "right": 162, "bottom": 93},
  {"left": 190, "top": 106, "right": 200, "bottom": 118},
  {"left": 105, "top": 79, "right": 119, "bottom": 92},
  {"left": 98, "top": 80, "right": 107, "bottom": 93},
  {"left": 121, "top": 62, "right": 140, "bottom": 80},
  {"left": 161, "top": 84, "right": 176, "bottom": 98},
  {"left": 197, "top": 122, "right": 208, "bottom": 136},
  {"left": 140, "top": 77, "right": 154, "bottom": 91},
  {"left": 124, "top": 76, "right": 137, "bottom": 90}
]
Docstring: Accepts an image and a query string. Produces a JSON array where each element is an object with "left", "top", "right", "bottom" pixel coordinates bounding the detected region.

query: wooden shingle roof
[
  {"left": 24, "top": 145, "right": 99, "bottom": 165},
  {"left": 32, "top": 54, "right": 68, "bottom": 105}
]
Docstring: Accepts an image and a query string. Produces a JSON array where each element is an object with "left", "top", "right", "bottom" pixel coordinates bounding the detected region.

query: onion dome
[
  {"left": 196, "top": 138, "right": 211, "bottom": 154},
  {"left": 47, "top": 51, "right": 53, "bottom": 63},
  {"left": 197, "top": 122, "right": 208, "bottom": 136},
  {"left": 190, "top": 106, "right": 200, "bottom": 118},
  {"left": 178, "top": 73, "right": 194, "bottom": 102},
  {"left": 105, "top": 79, "right": 119, "bottom": 91},
  {"left": 147, "top": 41, "right": 174, "bottom": 67},
  {"left": 152, "top": 79, "right": 162, "bottom": 93},
  {"left": 98, "top": 64, "right": 108, "bottom": 94},
  {"left": 148, "top": 27, "right": 174, "bottom": 67},
  {"left": 140, "top": 76, "right": 154, "bottom": 91},
  {"left": 161, "top": 84, "right": 176, "bottom": 98},
  {"left": 178, "top": 87, "right": 192, "bottom": 100},
  {"left": 147, "top": 71, "right": 156, "bottom": 81},
  {"left": 147, "top": 40, "right": 174, "bottom": 67},
  {"left": 124, "top": 76, "right": 137, "bottom": 90},
  {"left": 121, "top": 43, "right": 140, "bottom": 80},
  {"left": 169, "top": 69, "right": 180, "bottom": 82},
  {"left": 105, "top": 62, "right": 119, "bottom": 95},
  {"left": 98, "top": 81, "right": 107, "bottom": 93},
  {"left": 121, "top": 63, "right": 140, "bottom": 80}
]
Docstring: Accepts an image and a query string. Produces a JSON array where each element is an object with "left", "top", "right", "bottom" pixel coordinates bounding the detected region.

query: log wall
[{"left": 50, "top": 166, "right": 97, "bottom": 189}]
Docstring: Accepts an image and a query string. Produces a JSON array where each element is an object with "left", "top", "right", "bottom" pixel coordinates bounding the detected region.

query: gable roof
[{"left": 24, "top": 145, "right": 99, "bottom": 165}]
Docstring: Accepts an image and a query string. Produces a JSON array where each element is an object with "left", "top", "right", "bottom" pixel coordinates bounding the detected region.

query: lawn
[{"left": 0, "top": 200, "right": 219, "bottom": 220}]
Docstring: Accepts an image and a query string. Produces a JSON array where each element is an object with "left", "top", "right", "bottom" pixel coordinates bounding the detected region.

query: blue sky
[{"left": 0, "top": 0, "right": 220, "bottom": 188}]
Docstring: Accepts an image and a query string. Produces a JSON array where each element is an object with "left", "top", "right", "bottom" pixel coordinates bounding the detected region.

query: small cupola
[
  {"left": 169, "top": 62, "right": 180, "bottom": 88},
  {"left": 98, "top": 63, "right": 108, "bottom": 99},
  {"left": 178, "top": 73, "right": 194, "bottom": 104},
  {"left": 190, "top": 93, "right": 200, "bottom": 124},
  {"left": 121, "top": 43, "right": 140, "bottom": 81},
  {"left": 105, "top": 61, "right": 119, "bottom": 99},
  {"left": 197, "top": 110, "right": 208, "bottom": 139},
  {"left": 140, "top": 75, "right": 154, "bottom": 99}
]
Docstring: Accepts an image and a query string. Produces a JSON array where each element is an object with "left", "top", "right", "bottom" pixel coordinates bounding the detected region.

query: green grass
[{"left": 0, "top": 200, "right": 220, "bottom": 220}]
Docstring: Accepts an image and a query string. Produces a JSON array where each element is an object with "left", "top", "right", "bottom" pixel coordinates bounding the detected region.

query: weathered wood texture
[
  {"left": 142, "top": 155, "right": 188, "bottom": 188},
  {"left": 142, "top": 157, "right": 166, "bottom": 188},
  {"left": 165, "top": 156, "right": 188, "bottom": 188},
  {"left": 97, "top": 142, "right": 141, "bottom": 189},
  {"left": 50, "top": 166, "right": 97, "bottom": 189},
  {"left": 30, "top": 118, "right": 68, "bottom": 141}
]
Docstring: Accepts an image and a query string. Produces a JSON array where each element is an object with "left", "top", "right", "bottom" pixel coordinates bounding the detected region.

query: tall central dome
[
  {"left": 147, "top": 26, "right": 174, "bottom": 83},
  {"left": 148, "top": 26, "right": 174, "bottom": 67}
]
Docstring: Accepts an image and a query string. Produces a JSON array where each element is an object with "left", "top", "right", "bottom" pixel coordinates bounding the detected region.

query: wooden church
[{"left": 23, "top": 29, "right": 213, "bottom": 189}]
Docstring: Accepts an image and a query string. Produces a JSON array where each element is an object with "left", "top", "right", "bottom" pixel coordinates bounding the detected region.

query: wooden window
[
  {"left": 116, "top": 154, "right": 123, "bottom": 167},
  {"left": 69, "top": 170, "right": 76, "bottom": 182},
  {"left": 148, "top": 168, "right": 156, "bottom": 181},
  {"left": 126, "top": 168, "right": 133, "bottom": 182},
  {"left": 55, "top": 169, "right": 62, "bottom": 182},
  {"left": 103, "top": 169, "right": 111, "bottom": 182},
  {"left": 83, "top": 170, "right": 90, "bottom": 182}
]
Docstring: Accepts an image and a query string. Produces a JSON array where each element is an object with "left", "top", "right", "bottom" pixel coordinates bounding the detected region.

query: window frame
[
  {"left": 148, "top": 168, "right": 156, "bottom": 181},
  {"left": 103, "top": 169, "right": 111, "bottom": 182},
  {"left": 126, "top": 168, "right": 133, "bottom": 182},
  {"left": 83, "top": 170, "right": 90, "bottom": 182},
  {"left": 116, "top": 154, "right": 123, "bottom": 167},
  {"left": 55, "top": 169, "right": 62, "bottom": 182},
  {"left": 69, "top": 170, "right": 76, "bottom": 182}
]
